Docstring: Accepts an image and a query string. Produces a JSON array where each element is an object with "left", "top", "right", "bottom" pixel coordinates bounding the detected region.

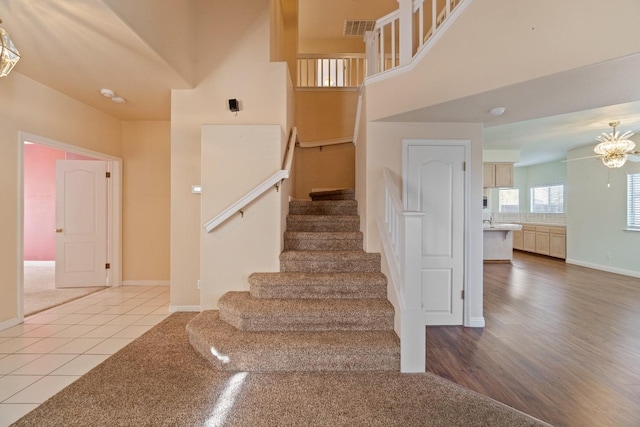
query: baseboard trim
[
  {"left": 24, "top": 260, "right": 55, "bottom": 267},
  {"left": 169, "top": 305, "right": 202, "bottom": 313},
  {"left": 0, "top": 317, "right": 21, "bottom": 332},
  {"left": 466, "top": 317, "right": 485, "bottom": 328},
  {"left": 122, "top": 281, "right": 170, "bottom": 286},
  {"left": 565, "top": 259, "right": 640, "bottom": 278}
]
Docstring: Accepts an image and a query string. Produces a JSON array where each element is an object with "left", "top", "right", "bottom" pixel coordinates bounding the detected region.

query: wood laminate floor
[{"left": 427, "top": 251, "right": 640, "bottom": 427}]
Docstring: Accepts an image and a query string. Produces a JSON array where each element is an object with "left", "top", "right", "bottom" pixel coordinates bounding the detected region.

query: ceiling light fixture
[
  {"left": 0, "top": 18, "right": 20, "bottom": 77},
  {"left": 489, "top": 107, "right": 506, "bottom": 116},
  {"left": 100, "top": 88, "right": 126, "bottom": 104},
  {"left": 594, "top": 121, "right": 635, "bottom": 168}
]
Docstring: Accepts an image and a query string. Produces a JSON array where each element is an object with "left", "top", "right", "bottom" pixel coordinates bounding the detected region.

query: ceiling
[
  {"left": 0, "top": 0, "right": 193, "bottom": 121},
  {"left": 3, "top": 0, "right": 639, "bottom": 166}
]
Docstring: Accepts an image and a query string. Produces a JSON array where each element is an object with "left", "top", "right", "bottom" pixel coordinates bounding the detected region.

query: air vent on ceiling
[{"left": 343, "top": 20, "right": 376, "bottom": 36}]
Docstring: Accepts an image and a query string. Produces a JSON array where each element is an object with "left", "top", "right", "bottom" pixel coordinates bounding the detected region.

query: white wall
[{"left": 566, "top": 144, "right": 640, "bottom": 277}]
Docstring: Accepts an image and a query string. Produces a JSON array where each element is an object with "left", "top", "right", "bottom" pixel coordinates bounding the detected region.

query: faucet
[{"left": 483, "top": 215, "right": 493, "bottom": 226}]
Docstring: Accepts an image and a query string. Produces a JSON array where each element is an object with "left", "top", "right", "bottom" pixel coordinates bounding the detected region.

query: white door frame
[
  {"left": 17, "top": 132, "right": 122, "bottom": 320},
  {"left": 402, "top": 138, "right": 471, "bottom": 325}
]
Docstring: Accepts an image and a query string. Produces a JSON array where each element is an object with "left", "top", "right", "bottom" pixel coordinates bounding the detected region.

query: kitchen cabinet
[
  {"left": 515, "top": 224, "right": 566, "bottom": 259},
  {"left": 535, "top": 226, "right": 550, "bottom": 255},
  {"left": 523, "top": 225, "right": 536, "bottom": 252},
  {"left": 549, "top": 226, "right": 567, "bottom": 258},
  {"left": 512, "top": 228, "right": 523, "bottom": 250},
  {"left": 483, "top": 163, "right": 514, "bottom": 188}
]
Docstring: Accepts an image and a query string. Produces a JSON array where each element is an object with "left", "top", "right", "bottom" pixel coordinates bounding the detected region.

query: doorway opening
[{"left": 19, "top": 132, "right": 122, "bottom": 318}]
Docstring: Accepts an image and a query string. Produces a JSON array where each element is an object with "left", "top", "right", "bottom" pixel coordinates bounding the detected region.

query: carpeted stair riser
[
  {"left": 289, "top": 200, "right": 357, "bottom": 216},
  {"left": 286, "top": 215, "right": 359, "bottom": 232},
  {"left": 218, "top": 291, "right": 394, "bottom": 331},
  {"left": 187, "top": 311, "right": 400, "bottom": 371},
  {"left": 309, "top": 188, "right": 355, "bottom": 201},
  {"left": 187, "top": 189, "right": 400, "bottom": 372},
  {"left": 248, "top": 272, "right": 387, "bottom": 299},
  {"left": 280, "top": 251, "right": 381, "bottom": 273},
  {"left": 284, "top": 231, "right": 363, "bottom": 251}
]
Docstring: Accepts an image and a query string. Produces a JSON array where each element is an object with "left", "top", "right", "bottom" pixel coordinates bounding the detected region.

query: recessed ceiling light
[
  {"left": 489, "top": 107, "right": 506, "bottom": 116},
  {"left": 100, "top": 88, "right": 114, "bottom": 98},
  {"left": 100, "top": 88, "right": 125, "bottom": 104}
]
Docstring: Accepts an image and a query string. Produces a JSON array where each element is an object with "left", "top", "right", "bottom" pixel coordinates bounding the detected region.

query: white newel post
[
  {"left": 396, "top": 0, "right": 413, "bottom": 66},
  {"left": 400, "top": 212, "right": 426, "bottom": 372},
  {"left": 364, "top": 31, "right": 379, "bottom": 77}
]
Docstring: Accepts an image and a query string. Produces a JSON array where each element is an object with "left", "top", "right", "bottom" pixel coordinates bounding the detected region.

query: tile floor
[{"left": 0, "top": 286, "right": 170, "bottom": 426}]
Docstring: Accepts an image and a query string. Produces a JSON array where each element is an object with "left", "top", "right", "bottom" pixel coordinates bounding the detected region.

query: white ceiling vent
[{"left": 343, "top": 20, "right": 376, "bottom": 36}]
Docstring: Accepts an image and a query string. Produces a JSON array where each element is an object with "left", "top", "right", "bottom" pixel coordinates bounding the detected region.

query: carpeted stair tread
[
  {"left": 248, "top": 272, "right": 387, "bottom": 299},
  {"left": 280, "top": 250, "right": 381, "bottom": 272},
  {"left": 284, "top": 231, "right": 363, "bottom": 251},
  {"left": 218, "top": 291, "right": 394, "bottom": 331},
  {"left": 289, "top": 200, "right": 357, "bottom": 216},
  {"left": 309, "top": 188, "right": 355, "bottom": 201},
  {"left": 187, "top": 311, "right": 400, "bottom": 371},
  {"left": 286, "top": 215, "right": 359, "bottom": 232}
]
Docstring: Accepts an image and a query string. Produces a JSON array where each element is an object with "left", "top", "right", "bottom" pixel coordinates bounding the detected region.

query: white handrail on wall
[
  {"left": 204, "top": 127, "right": 298, "bottom": 233},
  {"left": 377, "top": 167, "right": 426, "bottom": 373}
]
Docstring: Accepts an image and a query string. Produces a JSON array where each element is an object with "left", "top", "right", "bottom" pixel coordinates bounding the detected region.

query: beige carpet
[
  {"left": 13, "top": 313, "right": 550, "bottom": 426},
  {"left": 24, "top": 262, "right": 106, "bottom": 316}
]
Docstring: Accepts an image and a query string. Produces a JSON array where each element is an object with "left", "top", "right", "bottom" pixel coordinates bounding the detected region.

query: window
[
  {"left": 498, "top": 189, "right": 519, "bottom": 213},
  {"left": 627, "top": 173, "right": 640, "bottom": 230},
  {"left": 531, "top": 184, "right": 564, "bottom": 213}
]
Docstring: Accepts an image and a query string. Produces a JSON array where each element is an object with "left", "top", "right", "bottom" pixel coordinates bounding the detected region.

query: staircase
[{"left": 187, "top": 189, "right": 400, "bottom": 371}]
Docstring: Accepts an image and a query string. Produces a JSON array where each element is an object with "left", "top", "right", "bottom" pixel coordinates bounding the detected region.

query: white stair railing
[
  {"left": 377, "top": 168, "right": 426, "bottom": 372},
  {"left": 204, "top": 127, "right": 297, "bottom": 232},
  {"left": 365, "top": 0, "right": 468, "bottom": 76},
  {"left": 297, "top": 54, "right": 367, "bottom": 88}
]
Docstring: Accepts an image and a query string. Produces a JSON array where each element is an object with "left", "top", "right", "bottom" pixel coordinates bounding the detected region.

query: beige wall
[
  {"left": 200, "top": 125, "right": 285, "bottom": 309},
  {"left": 295, "top": 144, "right": 355, "bottom": 199},
  {"left": 367, "top": 0, "right": 640, "bottom": 122},
  {"left": 295, "top": 89, "right": 358, "bottom": 143},
  {"left": 294, "top": 89, "right": 358, "bottom": 198},
  {"left": 122, "top": 122, "right": 171, "bottom": 284},
  {"left": 0, "top": 73, "right": 122, "bottom": 327},
  {"left": 170, "top": 0, "right": 294, "bottom": 310}
]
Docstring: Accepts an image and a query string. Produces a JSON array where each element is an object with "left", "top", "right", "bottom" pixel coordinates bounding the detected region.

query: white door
[
  {"left": 55, "top": 160, "right": 108, "bottom": 288},
  {"left": 405, "top": 142, "right": 466, "bottom": 325}
]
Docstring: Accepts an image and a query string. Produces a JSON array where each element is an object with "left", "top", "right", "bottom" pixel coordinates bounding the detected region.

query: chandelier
[
  {"left": 594, "top": 121, "right": 635, "bottom": 168},
  {"left": 0, "top": 18, "right": 20, "bottom": 77}
]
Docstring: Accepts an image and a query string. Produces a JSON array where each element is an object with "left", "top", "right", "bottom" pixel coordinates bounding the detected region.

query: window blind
[
  {"left": 531, "top": 184, "right": 564, "bottom": 213},
  {"left": 627, "top": 173, "right": 640, "bottom": 230}
]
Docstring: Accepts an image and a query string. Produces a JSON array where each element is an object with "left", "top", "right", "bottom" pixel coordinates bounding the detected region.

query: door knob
[{"left": 55, "top": 228, "right": 63, "bottom": 233}]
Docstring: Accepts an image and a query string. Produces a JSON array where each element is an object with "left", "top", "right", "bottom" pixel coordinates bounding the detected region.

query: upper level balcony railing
[
  {"left": 366, "top": 0, "right": 467, "bottom": 77},
  {"left": 297, "top": 54, "right": 366, "bottom": 88}
]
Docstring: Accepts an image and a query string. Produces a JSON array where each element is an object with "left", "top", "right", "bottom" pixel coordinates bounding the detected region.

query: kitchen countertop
[{"left": 483, "top": 223, "right": 522, "bottom": 231}]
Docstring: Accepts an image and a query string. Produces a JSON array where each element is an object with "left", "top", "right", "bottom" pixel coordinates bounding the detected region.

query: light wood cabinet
[
  {"left": 512, "top": 228, "right": 523, "bottom": 250},
  {"left": 535, "top": 227, "right": 550, "bottom": 255},
  {"left": 523, "top": 226, "right": 536, "bottom": 252},
  {"left": 516, "top": 224, "right": 566, "bottom": 259},
  {"left": 483, "top": 163, "right": 514, "bottom": 188},
  {"left": 549, "top": 227, "right": 567, "bottom": 259}
]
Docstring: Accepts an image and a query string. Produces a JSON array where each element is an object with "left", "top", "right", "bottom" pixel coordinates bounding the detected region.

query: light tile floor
[{"left": 0, "top": 286, "right": 170, "bottom": 426}]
